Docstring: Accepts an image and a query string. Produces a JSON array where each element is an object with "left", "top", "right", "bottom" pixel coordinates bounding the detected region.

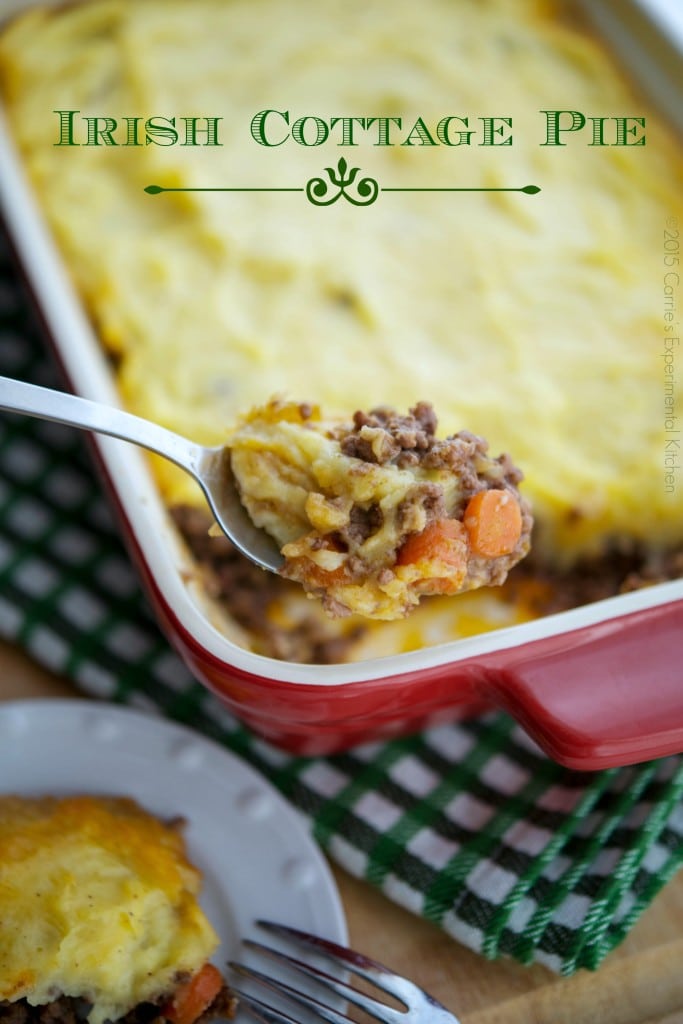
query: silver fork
[{"left": 229, "top": 921, "right": 460, "bottom": 1024}]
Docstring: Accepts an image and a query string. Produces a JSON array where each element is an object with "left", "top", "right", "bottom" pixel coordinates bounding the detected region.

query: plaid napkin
[{"left": 1, "top": 231, "right": 682, "bottom": 976}]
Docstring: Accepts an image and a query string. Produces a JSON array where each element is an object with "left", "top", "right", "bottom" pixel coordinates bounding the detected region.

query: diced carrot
[
  {"left": 463, "top": 489, "right": 522, "bottom": 558},
  {"left": 396, "top": 518, "right": 467, "bottom": 569},
  {"left": 162, "top": 963, "right": 224, "bottom": 1024}
]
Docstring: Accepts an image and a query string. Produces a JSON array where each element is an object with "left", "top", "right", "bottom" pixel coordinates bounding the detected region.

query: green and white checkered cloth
[{"left": 1, "top": 231, "right": 682, "bottom": 976}]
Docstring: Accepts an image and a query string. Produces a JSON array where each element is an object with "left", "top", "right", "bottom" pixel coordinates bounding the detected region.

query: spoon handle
[{"left": 0, "top": 375, "right": 205, "bottom": 473}]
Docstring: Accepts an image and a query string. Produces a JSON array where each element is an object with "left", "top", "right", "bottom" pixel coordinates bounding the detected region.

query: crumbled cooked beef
[
  {"left": 171, "top": 505, "right": 366, "bottom": 663},
  {"left": 508, "top": 539, "right": 683, "bottom": 615},
  {"left": 396, "top": 483, "right": 446, "bottom": 533},
  {"left": 1, "top": 998, "right": 91, "bottom": 1024},
  {"left": 0, "top": 1004, "right": 23, "bottom": 1024},
  {"left": 339, "top": 402, "right": 438, "bottom": 464},
  {"left": 117, "top": 1002, "right": 164, "bottom": 1024},
  {"left": 337, "top": 405, "right": 521, "bottom": 504},
  {"left": 175, "top": 396, "right": 680, "bottom": 644},
  {"left": 267, "top": 619, "right": 365, "bottom": 662},
  {"left": 342, "top": 503, "right": 383, "bottom": 545},
  {"left": 320, "top": 593, "right": 354, "bottom": 618},
  {"left": 0, "top": 987, "right": 238, "bottom": 1024},
  {"left": 422, "top": 435, "right": 491, "bottom": 494},
  {"left": 621, "top": 549, "right": 683, "bottom": 591},
  {"left": 172, "top": 504, "right": 275, "bottom": 633},
  {"left": 310, "top": 534, "right": 334, "bottom": 552},
  {"left": 172, "top": 503, "right": 682, "bottom": 654},
  {"left": 493, "top": 451, "right": 525, "bottom": 488}
]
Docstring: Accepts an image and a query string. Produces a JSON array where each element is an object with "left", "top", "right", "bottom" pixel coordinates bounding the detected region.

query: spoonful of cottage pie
[
  {"left": 0, "top": 377, "right": 531, "bottom": 621},
  {"left": 228, "top": 399, "right": 532, "bottom": 620}
]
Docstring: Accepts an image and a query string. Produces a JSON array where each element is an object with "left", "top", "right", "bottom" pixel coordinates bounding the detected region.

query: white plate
[{"left": 0, "top": 698, "right": 347, "bottom": 1018}]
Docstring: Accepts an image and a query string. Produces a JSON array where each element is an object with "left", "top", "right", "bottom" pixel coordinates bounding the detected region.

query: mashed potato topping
[
  {"left": 230, "top": 399, "right": 532, "bottom": 619},
  {"left": 0, "top": 796, "right": 225, "bottom": 1024},
  {"left": 1, "top": 0, "right": 682, "bottom": 657}
]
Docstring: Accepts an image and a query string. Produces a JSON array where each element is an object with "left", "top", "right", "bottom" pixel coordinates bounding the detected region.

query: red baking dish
[{"left": 1, "top": 0, "right": 682, "bottom": 770}]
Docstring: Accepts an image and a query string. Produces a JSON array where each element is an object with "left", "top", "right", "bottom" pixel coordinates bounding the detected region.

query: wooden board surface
[{"left": 1, "top": 640, "right": 682, "bottom": 1024}]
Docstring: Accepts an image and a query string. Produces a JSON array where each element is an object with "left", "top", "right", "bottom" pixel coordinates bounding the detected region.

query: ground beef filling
[
  {"left": 175, "top": 504, "right": 682, "bottom": 659},
  {"left": 178, "top": 400, "right": 534, "bottom": 627},
  {"left": 337, "top": 402, "right": 439, "bottom": 465},
  {"left": 294, "top": 402, "right": 533, "bottom": 613},
  {"left": 171, "top": 505, "right": 367, "bottom": 663},
  {"left": 172, "top": 511, "right": 682, "bottom": 665},
  {"left": 173, "top": 401, "right": 680, "bottom": 658},
  {"left": 337, "top": 404, "right": 522, "bottom": 484},
  {"left": 332, "top": 405, "right": 532, "bottom": 594},
  {"left": 0, "top": 987, "right": 237, "bottom": 1024},
  {"left": 510, "top": 540, "right": 683, "bottom": 614}
]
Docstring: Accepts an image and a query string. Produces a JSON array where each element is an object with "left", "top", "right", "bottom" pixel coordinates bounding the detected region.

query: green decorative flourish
[
  {"left": 305, "top": 158, "right": 379, "bottom": 207},
  {"left": 144, "top": 178, "right": 541, "bottom": 201}
]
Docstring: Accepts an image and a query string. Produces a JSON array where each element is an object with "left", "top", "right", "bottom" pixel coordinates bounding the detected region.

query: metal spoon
[{"left": 0, "top": 375, "right": 284, "bottom": 572}]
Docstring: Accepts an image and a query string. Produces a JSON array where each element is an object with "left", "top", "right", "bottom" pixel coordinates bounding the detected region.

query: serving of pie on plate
[
  {"left": 0, "top": 794, "right": 237, "bottom": 1024},
  {"left": 0, "top": 701, "right": 347, "bottom": 1014}
]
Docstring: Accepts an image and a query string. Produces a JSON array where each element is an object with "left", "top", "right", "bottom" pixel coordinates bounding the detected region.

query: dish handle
[{"left": 486, "top": 600, "right": 683, "bottom": 770}]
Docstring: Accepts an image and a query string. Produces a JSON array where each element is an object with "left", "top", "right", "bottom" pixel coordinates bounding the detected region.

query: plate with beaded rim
[{"left": 0, "top": 698, "right": 347, "bottom": 1019}]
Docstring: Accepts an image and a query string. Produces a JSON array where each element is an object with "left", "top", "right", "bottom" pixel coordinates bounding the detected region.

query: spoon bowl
[{"left": 0, "top": 375, "right": 284, "bottom": 573}]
